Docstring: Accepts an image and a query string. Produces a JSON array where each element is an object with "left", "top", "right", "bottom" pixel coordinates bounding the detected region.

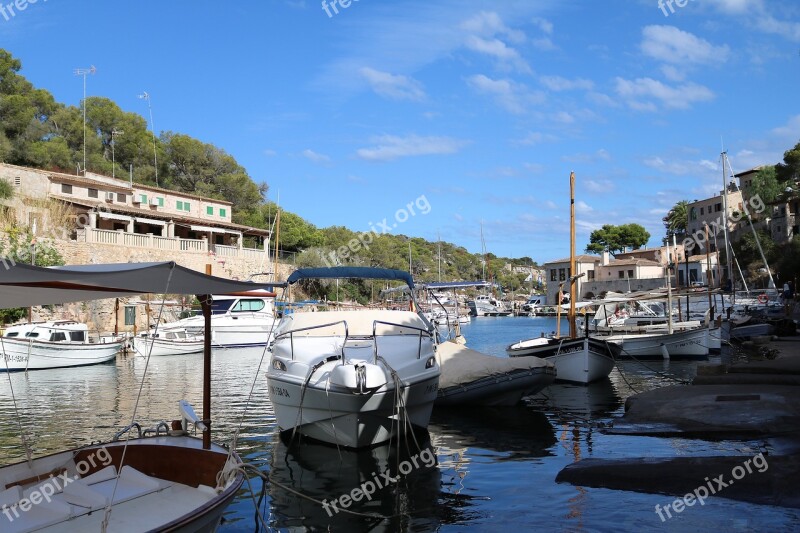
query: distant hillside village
[
  {"left": 548, "top": 165, "right": 800, "bottom": 305},
  {"left": 2, "top": 158, "right": 799, "bottom": 315}
]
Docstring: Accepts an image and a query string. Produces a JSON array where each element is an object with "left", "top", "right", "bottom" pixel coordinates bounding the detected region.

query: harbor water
[{"left": 1, "top": 316, "right": 798, "bottom": 531}]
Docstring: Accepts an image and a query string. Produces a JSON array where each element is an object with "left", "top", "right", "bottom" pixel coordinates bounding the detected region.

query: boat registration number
[
  {"left": 2, "top": 355, "right": 27, "bottom": 363},
  {"left": 270, "top": 386, "right": 291, "bottom": 398}
]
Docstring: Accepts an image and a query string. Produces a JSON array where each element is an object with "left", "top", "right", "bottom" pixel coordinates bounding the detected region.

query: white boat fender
[{"left": 179, "top": 400, "right": 207, "bottom": 432}]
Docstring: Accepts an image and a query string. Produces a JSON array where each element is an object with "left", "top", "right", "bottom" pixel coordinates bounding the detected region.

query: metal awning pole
[{"left": 200, "top": 293, "right": 212, "bottom": 450}]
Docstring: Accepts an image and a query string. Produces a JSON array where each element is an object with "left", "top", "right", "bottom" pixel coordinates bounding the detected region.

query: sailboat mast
[
  {"left": 720, "top": 151, "right": 735, "bottom": 292},
  {"left": 568, "top": 171, "right": 577, "bottom": 339}
]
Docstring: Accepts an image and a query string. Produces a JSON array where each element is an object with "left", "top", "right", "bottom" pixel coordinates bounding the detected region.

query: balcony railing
[{"left": 80, "top": 228, "right": 267, "bottom": 260}]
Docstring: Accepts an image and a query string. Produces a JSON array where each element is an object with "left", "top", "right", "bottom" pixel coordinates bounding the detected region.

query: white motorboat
[
  {"left": 506, "top": 336, "right": 617, "bottom": 385},
  {"left": 179, "top": 289, "right": 277, "bottom": 347},
  {"left": 467, "top": 294, "right": 512, "bottom": 317},
  {"left": 267, "top": 267, "right": 440, "bottom": 448},
  {"left": 0, "top": 320, "right": 122, "bottom": 371},
  {"left": 0, "top": 261, "right": 281, "bottom": 532},
  {"left": 435, "top": 341, "right": 556, "bottom": 406},
  {"left": 130, "top": 326, "right": 204, "bottom": 357}
]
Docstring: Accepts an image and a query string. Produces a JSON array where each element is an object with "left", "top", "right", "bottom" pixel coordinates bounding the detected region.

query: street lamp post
[
  {"left": 73, "top": 66, "right": 96, "bottom": 174},
  {"left": 138, "top": 91, "right": 158, "bottom": 187},
  {"left": 111, "top": 129, "right": 124, "bottom": 179}
]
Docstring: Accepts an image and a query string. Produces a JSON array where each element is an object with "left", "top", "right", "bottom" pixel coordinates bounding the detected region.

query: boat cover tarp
[
  {"left": 287, "top": 267, "right": 414, "bottom": 288},
  {"left": 436, "top": 341, "right": 552, "bottom": 389},
  {"left": 0, "top": 261, "right": 273, "bottom": 309}
]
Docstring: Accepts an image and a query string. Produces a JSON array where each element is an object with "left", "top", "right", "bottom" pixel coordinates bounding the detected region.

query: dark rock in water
[
  {"left": 556, "top": 455, "right": 800, "bottom": 509},
  {"left": 621, "top": 384, "right": 800, "bottom": 437}
]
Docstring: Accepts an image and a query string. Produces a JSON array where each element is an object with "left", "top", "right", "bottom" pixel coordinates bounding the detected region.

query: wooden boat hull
[
  {"left": 131, "top": 336, "right": 205, "bottom": 357},
  {"left": 507, "top": 338, "right": 615, "bottom": 385},
  {"left": 0, "top": 338, "right": 122, "bottom": 372},
  {"left": 601, "top": 327, "right": 709, "bottom": 360},
  {"left": 0, "top": 436, "right": 244, "bottom": 532}
]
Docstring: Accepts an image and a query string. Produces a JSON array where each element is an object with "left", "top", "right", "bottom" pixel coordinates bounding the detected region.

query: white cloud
[
  {"left": 359, "top": 67, "right": 426, "bottom": 101},
  {"left": 461, "top": 11, "right": 526, "bottom": 44},
  {"left": 514, "top": 131, "right": 559, "bottom": 145},
  {"left": 532, "top": 37, "right": 557, "bottom": 51},
  {"left": 584, "top": 179, "right": 614, "bottom": 193},
  {"left": 576, "top": 200, "right": 593, "bottom": 213},
  {"left": 356, "top": 134, "right": 469, "bottom": 162},
  {"left": 302, "top": 149, "right": 331, "bottom": 164},
  {"left": 466, "top": 74, "right": 545, "bottom": 114},
  {"left": 464, "top": 36, "right": 531, "bottom": 73},
  {"left": 531, "top": 17, "right": 553, "bottom": 35},
  {"left": 614, "top": 77, "right": 715, "bottom": 110},
  {"left": 263, "top": 149, "right": 277, "bottom": 157},
  {"left": 771, "top": 114, "right": 800, "bottom": 142},
  {"left": 640, "top": 25, "right": 730, "bottom": 66},
  {"left": 539, "top": 75, "right": 594, "bottom": 91}
]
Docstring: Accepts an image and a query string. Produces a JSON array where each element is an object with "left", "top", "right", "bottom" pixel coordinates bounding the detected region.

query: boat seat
[
  {"left": 86, "top": 465, "right": 167, "bottom": 505},
  {"left": 0, "top": 493, "right": 73, "bottom": 533}
]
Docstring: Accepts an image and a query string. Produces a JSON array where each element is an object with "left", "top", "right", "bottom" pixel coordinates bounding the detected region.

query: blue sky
[{"left": 2, "top": 0, "right": 799, "bottom": 263}]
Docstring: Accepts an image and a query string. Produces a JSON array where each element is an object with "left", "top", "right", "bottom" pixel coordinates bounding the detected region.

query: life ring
[{"left": 757, "top": 293, "right": 768, "bottom": 304}]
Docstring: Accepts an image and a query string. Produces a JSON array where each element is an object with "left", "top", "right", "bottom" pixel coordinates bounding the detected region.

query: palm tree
[{"left": 663, "top": 200, "right": 688, "bottom": 240}]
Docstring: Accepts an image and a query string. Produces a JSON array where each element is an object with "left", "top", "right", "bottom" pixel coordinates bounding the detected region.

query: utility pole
[
  {"left": 73, "top": 66, "right": 96, "bottom": 174},
  {"left": 138, "top": 91, "right": 158, "bottom": 187}
]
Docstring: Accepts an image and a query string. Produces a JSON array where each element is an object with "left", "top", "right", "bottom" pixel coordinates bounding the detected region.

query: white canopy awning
[
  {"left": 135, "top": 217, "right": 166, "bottom": 227},
  {"left": 98, "top": 212, "right": 132, "bottom": 222},
  {"left": 190, "top": 225, "right": 218, "bottom": 233}
]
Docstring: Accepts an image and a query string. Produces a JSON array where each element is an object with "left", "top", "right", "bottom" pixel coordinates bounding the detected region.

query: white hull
[
  {"left": 267, "top": 309, "right": 440, "bottom": 448},
  {"left": 0, "top": 338, "right": 121, "bottom": 371},
  {"left": 0, "top": 437, "right": 243, "bottom": 532},
  {"left": 507, "top": 338, "right": 615, "bottom": 385},
  {"left": 182, "top": 319, "right": 274, "bottom": 347},
  {"left": 267, "top": 374, "right": 439, "bottom": 448},
  {"left": 602, "top": 327, "right": 709, "bottom": 359},
  {"left": 131, "top": 336, "right": 205, "bottom": 357}
]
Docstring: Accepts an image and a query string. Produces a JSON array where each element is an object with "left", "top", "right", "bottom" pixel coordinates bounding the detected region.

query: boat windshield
[{"left": 211, "top": 297, "right": 267, "bottom": 314}]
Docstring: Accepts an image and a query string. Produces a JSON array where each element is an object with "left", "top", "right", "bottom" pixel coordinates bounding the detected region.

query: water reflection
[{"left": 266, "top": 432, "right": 441, "bottom": 532}]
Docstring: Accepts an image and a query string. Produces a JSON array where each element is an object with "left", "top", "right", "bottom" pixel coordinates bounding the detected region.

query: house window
[
  {"left": 700, "top": 207, "right": 704, "bottom": 215},
  {"left": 124, "top": 306, "right": 136, "bottom": 326},
  {"left": 13, "top": 177, "right": 20, "bottom": 186},
  {"left": 550, "top": 269, "right": 557, "bottom": 282},
  {"left": 117, "top": 193, "right": 126, "bottom": 202},
  {"left": 207, "top": 206, "right": 214, "bottom": 215},
  {"left": 715, "top": 203, "right": 722, "bottom": 212},
  {"left": 157, "top": 197, "right": 164, "bottom": 207},
  {"left": 177, "top": 200, "right": 184, "bottom": 210},
  {"left": 88, "top": 188, "right": 98, "bottom": 198},
  {"left": 587, "top": 270, "right": 595, "bottom": 280},
  {"left": 559, "top": 268, "right": 566, "bottom": 281},
  {"left": 618, "top": 271, "right": 625, "bottom": 279},
  {"left": 220, "top": 208, "right": 227, "bottom": 218},
  {"left": 628, "top": 269, "right": 634, "bottom": 278},
  {"left": 781, "top": 206, "right": 786, "bottom": 216},
  {"left": 690, "top": 207, "right": 697, "bottom": 220},
  {"left": 140, "top": 194, "right": 148, "bottom": 204},
  {"left": 184, "top": 202, "right": 190, "bottom": 211},
  {"left": 61, "top": 183, "right": 73, "bottom": 194}
]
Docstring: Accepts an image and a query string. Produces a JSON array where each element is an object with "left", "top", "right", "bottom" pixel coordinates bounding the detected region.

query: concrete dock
[{"left": 557, "top": 321, "right": 800, "bottom": 509}]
